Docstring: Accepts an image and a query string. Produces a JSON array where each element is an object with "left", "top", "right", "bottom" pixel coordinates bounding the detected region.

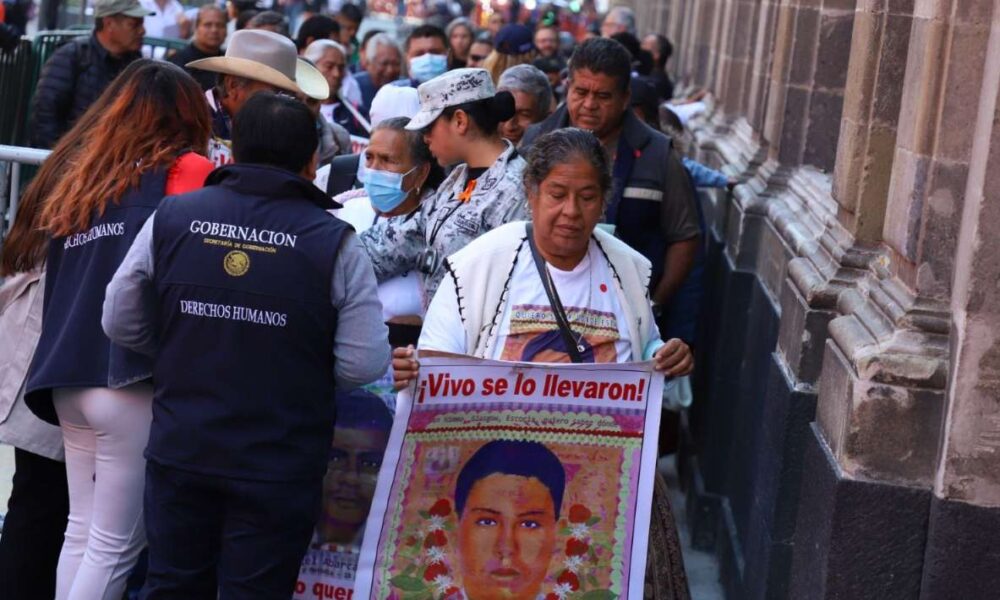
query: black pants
[
  {"left": 140, "top": 461, "right": 322, "bottom": 600},
  {"left": 0, "top": 448, "right": 69, "bottom": 600}
]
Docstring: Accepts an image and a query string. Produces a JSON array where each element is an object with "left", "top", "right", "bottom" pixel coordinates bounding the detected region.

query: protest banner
[
  {"left": 350, "top": 135, "right": 371, "bottom": 155},
  {"left": 354, "top": 356, "right": 663, "bottom": 600},
  {"left": 294, "top": 378, "right": 396, "bottom": 600}
]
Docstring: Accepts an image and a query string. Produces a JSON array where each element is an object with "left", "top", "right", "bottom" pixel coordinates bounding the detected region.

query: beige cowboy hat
[{"left": 187, "top": 29, "right": 329, "bottom": 101}]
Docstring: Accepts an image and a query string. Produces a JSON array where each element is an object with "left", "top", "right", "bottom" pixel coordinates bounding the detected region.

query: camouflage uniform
[{"left": 359, "top": 141, "right": 528, "bottom": 306}]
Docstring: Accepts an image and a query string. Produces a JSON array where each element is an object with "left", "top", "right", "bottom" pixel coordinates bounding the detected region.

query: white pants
[{"left": 53, "top": 383, "right": 153, "bottom": 600}]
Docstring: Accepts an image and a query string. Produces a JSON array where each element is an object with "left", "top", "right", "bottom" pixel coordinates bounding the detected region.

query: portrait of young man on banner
[{"left": 295, "top": 388, "right": 394, "bottom": 600}]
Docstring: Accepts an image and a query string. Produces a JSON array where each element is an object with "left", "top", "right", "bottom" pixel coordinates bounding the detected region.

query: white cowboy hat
[{"left": 187, "top": 29, "right": 329, "bottom": 101}]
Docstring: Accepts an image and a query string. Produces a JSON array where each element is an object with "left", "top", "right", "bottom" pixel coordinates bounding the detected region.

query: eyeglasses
[
  {"left": 328, "top": 448, "right": 383, "bottom": 480},
  {"left": 469, "top": 54, "right": 487, "bottom": 62}
]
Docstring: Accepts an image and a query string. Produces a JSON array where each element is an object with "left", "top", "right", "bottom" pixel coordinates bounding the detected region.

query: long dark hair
[
  {"left": 439, "top": 91, "right": 516, "bottom": 138},
  {"left": 38, "top": 60, "right": 211, "bottom": 238},
  {"left": 0, "top": 60, "right": 149, "bottom": 275}
]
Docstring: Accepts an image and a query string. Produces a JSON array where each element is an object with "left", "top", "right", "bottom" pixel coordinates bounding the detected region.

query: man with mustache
[{"left": 521, "top": 37, "right": 701, "bottom": 337}]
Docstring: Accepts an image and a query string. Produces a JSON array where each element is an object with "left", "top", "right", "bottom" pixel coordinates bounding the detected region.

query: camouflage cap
[
  {"left": 93, "top": 0, "right": 153, "bottom": 18},
  {"left": 406, "top": 68, "right": 495, "bottom": 131}
]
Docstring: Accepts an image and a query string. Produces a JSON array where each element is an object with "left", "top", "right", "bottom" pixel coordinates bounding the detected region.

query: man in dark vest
[
  {"left": 521, "top": 37, "right": 701, "bottom": 337},
  {"left": 102, "top": 92, "right": 390, "bottom": 598}
]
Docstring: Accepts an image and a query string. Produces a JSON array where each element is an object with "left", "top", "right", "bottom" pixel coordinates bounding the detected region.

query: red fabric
[{"left": 165, "top": 152, "right": 215, "bottom": 196}]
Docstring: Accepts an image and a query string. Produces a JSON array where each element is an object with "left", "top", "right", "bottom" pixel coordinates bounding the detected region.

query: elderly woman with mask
[
  {"left": 497, "top": 64, "right": 554, "bottom": 146},
  {"left": 393, "top": 128, "right": 693, "bottom": 599},
  {"left": 360, "top": 68, "right": 525, "bottom": 309},
  {"left": 333, "top": 116, "right": 443, "bottom": 347}
]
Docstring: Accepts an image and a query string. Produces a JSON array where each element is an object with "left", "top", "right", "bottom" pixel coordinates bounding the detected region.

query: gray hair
[
  {"left": 498, "top": 64, "right": 553, "bottom": 119},
  {"left": 304, "top": 39, "right": 347, "bottom": 64},
  {"left": 445, "top": 17, "right": 474, "bottom": 39},
  {"left": 523, "top": 128, "right": 611, "bottom": 201},
  {"left": 365, "top": 32, "right": 401, "bottom": 64},
  {"left": 246, "top": 10, "right": 288, "bottom": 36},
  {"left": 371, "top": 117, "right": 434, "bottom": 168},
  {"left": 195, "top": 4, "right": 226, "bottom": 27},
  {"left": 606, "top": 6, "right": 636, "bottom": 35}
]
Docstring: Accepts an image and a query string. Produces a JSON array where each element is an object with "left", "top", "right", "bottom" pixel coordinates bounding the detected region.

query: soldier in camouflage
[{"left": 358, "top": 68, "right": 528, "bottom": 306}]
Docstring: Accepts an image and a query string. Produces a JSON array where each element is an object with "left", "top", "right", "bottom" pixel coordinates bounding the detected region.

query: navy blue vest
[
  {"left": 148, "top": 164, "right": 349, "bottom": 481},
  {"left": 26, "top": 169, "right": 166, "bottom": 424}
]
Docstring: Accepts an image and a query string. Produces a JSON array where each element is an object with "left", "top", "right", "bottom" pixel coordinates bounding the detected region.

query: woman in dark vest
[
  {"left": 23, "top": 60, "right": 213, "bottom": 600},
  {"left": 0, "top": 64, "right": 136, "bottom": 600}
]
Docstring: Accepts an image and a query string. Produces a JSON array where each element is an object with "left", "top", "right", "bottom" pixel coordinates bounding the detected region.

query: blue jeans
[{"left": 140, "top": 462, "right": 322, "bottom": 600}]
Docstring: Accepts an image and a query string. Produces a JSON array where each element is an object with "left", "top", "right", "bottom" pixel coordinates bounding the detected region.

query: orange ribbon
[{"left": 458, "top": 179, "right": 477, "bottom": 203}]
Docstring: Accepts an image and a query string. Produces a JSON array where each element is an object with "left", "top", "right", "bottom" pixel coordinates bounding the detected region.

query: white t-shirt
[
  {"left": 141, "top": 0, "right": 186, "bottom": 39},
  {"left": 334, "top": 194, "right": 425, "bottom": 321},
  {"left": 420, "top": 240, "right": 659, "bottom": 363}
]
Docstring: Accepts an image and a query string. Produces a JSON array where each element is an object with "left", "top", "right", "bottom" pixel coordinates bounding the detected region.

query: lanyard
[
  {"left": 606, "top": 135, "right": 638, "bottom": 226},
  {"left": 525, "top": 224, "right": 585, "bottom": 363},
  {"left": 428, "top": 200, "right": 463, "bottom": 247}
]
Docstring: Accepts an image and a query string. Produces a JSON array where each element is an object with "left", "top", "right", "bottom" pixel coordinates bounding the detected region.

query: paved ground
[{"left": 660, "top": 455, "right": 726, "bottom": 600}]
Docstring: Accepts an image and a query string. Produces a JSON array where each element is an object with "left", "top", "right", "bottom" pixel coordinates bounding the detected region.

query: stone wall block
[
  {"left": 892, "top": 15, "right": 948, "bottom": 156},
  {"left": 789, "top": 424, "right": 930, "bottom": 600},
  {"left": 911, "top": 160, "right": 968, "bottom": 299},
  {"left": 813, "top": 12, "right": 855, "bottom": 90},
  {"left": 839, "top": 9, "right": 880, "bottom": 119},
  {"left": 851, "top": 123, "right": 897, "bottom": 241},
  {"left": 777, "top": 275, "right": 839, "bottom": 384},
  {"left": 887, "top": 0, "right": 915, "bottom": 13},
  {"left": 749, "top": 0, "right": 781, "bottom": 131},
  {"left": 789, "top": 7, "right": 820, "bottom": 85},
  {"left": 777, "top": 86, "right": 809, "bottom": 164},
  {"left": 883, "top": 147, "right": 929, "bottom": 261},
  {"left": 871, "top": 12, "right": 912, "bottom": 123},
  {"left": 832, "top": 117, "right": 867, "bottom": 215},
  {"left": 816, "top": 338, "right": 856, "bottom": 458},
  {"left": 935, "top": 20, "right": 991, "bottom": 162},
  {"left": 802, "top": 89, "right": 844, "bottom": 169},
  {"left": 816, "top": 335, "right": 944, "bottom": 484},
  {"left": 843, "top": 379, "right": 944, "bottom": 484}
]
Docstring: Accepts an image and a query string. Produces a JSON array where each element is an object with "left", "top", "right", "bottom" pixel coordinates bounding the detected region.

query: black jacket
[
  {"left": 166, "top": 42, "right": 222, "bottom": 91},
  {"left": 29, "top": 34, "right": 141, "bottom": 148}
]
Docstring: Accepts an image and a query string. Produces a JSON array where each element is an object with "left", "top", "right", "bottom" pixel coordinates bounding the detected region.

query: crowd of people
[{"left": 0, "top": 1, "right": 737, "bottom": 599}]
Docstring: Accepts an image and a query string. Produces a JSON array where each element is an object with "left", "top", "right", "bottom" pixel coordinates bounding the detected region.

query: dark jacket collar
[
  {"left": 206, "top": 164, "right": 338, "bottom": 210},
  {"left": 538, "top": 104, "right": 655, "bottom": 152},
  {"left": 88, "top": 33, "right": 141, "bottom": 64}
]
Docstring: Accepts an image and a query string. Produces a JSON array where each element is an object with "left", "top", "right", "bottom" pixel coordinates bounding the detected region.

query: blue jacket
[
  {"left": 148, "top": 164, "right": 352, "bottom": 481},
  {"left": 26, "top": 169, "right": 165, "bottom": 423},
  {"left": 683, "top": 157, "right": 729, "bottom": 188}
]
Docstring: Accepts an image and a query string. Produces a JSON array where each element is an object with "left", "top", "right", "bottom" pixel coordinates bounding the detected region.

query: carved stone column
[
  {"left": 788, "top": 1, "right": 997, "bottom": 597},
  {"left": 920, "top": 3, "right": 1000, "bottom": 594}
]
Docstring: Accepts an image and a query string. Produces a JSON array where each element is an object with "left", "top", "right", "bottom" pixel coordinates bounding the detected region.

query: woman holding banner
[{"left": 392, "top": 128, "right": 693, "bottom": 599}]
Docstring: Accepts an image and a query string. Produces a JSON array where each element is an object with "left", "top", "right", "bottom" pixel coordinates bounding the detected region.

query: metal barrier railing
[{"left": 1, "top": 145, "right": 51, "bottom": 243}]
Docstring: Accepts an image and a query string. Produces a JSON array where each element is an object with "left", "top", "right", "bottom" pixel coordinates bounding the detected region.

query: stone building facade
[{"left": 617, "top": 0, "right": 1000, "bottom": 597}]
